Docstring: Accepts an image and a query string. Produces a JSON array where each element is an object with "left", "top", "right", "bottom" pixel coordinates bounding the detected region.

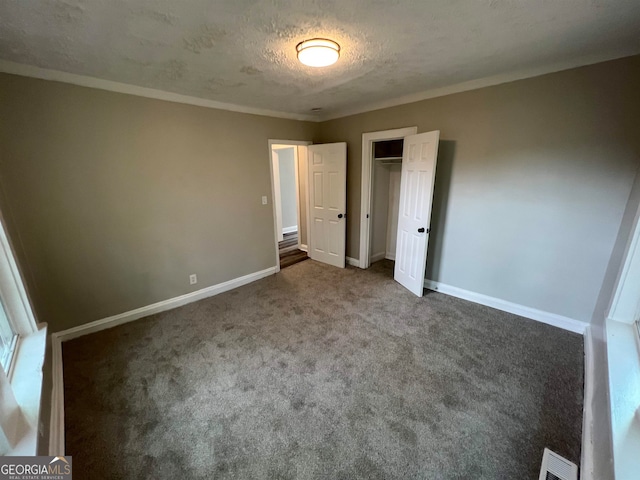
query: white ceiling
[{"left": 1, "top": 0, "right": 639, "bottom": 120}]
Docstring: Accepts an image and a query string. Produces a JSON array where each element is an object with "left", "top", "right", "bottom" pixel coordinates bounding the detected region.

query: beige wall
[
  {"left": 318, "top": 55, "right": 640, "bottom": 324},
  {"left": 4, "top": 58, "right": 637, "bottom": 467},
  {"left": 0, "top": 74, "right": 316, "bottom": 332},
  {"left": 1, "top": 56, "right": 639, "bottom": 334}
]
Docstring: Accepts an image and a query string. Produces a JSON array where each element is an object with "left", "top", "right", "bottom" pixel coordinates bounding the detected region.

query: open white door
[
  {"left": 308, "top": 143, "right": 347, "bottom": 268},
  {"left": 394, "top": 131, "right": 440, "bottom": 296}
]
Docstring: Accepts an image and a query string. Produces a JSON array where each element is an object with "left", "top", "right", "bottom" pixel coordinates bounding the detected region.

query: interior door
[
  {"left": 394, "top": 131, "right": 440, "bottom": 296},
  {"left": 308, "top": 143, "right": 347, "bottom": 268}
]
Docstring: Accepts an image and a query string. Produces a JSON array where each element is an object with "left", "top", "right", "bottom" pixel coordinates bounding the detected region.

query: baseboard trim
[
  {"left": 581, "top": 326, "right": 594, "bottom": 480},
  {"left": 385, "top": 253, "right": 396, "bottom": 261},
  {"left": 299, "top": 244, "right": 308, "bottom": 252},
  {"left": 346, "top": 256, "right": 359, "bottom": 267},
  {"left": 48, "top": 266, "right": 277, "bottom": 455},
  {"left": 55, "top": 267, "right": 276, "bottom": 342},
  {"left": 282, "top": 226, "right": 298, "bottom": 235},
  {"left": 370, "top": 252, "right": 386, "bottom": 263},
  {"left": 423, "top": 280, "right": 588, "bottom": 334}
]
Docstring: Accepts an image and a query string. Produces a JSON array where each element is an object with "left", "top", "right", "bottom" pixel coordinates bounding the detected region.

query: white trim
[
  {"left": 370, "top": 252, "right": 386, "bottom": 263},
  {"left": 320, "top": 52, "right": 638, "bottom": 121},
  {"left": 346, "top": 256, "right": 359, "bottom": 267},
  {"left": 3, "top": 54, "right": 636, "bottom": 124},
  {"left": 581, "top": 326, "right": 595, "bottom": 480},
  {"left": 49, "top": 265, "right": 277, "bottom": 454},
  {"left": 3, "top": 325, "right": 47, "bottom": 456},
  {"left": 0, "top": 60, "right": 317, "bottom": 122},
  {"left": 55, "top": 267, "right": 276, "bottom": 342},
  {"left": 268, "top": 143, "right": 281, "bottom": 272},
  {"left": 299, "top": 145, "right": 311, "bottom": 257},
  {"left": 293, "top": 146, "right": 302, "bottom": 251},
  {"left": 268, "top": 140, "right": 314, "bottom": 147},
  {"left": 268, "top": 140, "right": 312, "bottom": 272},
  {"left": 385, "top": 253, "right": 396, "bottom": 261},
  {"left": 607, "top": 198, "right": 640, "bottom": 325},
  {"left": 606, "top": 319, "right": 640, "bottom": 478},
  {"left": 49, "top": 332, "right": 64, "bottom": 456},
  {"left": 0, "top": 211, "right": 37, "bottom": 336},
  {"left": 360, "top": 127, "right": 417, "bottom": 269},
  {"left": 424, "top": 280, "right": 588, "bottom": 334},
  {"left": 272, "top": 150, "right": 284, "bottom": 243},
  {"left": 282, "top": 226, "right": 298, "bottom": 235}
]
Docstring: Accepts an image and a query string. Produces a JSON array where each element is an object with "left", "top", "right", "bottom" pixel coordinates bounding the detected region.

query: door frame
[
  {"left": 359, "top": 127, "right": 417, "bottom": 269},
  {"left": 272, "top": 149, "right": 284, "bottom": 243},
  {"left": 268, "top": 139, "right": 312, "bottom": 273}
]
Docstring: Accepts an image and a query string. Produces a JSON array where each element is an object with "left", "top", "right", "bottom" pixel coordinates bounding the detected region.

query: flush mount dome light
[{"left": 296, "top": 38, "right": 340, "bottom": 67}]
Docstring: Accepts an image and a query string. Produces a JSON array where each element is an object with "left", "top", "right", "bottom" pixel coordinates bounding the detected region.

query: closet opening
[
  {"left": 359, "top": 127, "right": 417, "bottom": 269},
  {"left": 369, "top": 139, "right": 403, "bottom": 264}
]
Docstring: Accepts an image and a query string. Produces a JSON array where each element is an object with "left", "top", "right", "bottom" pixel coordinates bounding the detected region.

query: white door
[
  {"left": 308, "top": 143, "right": 347, "bottom": 268},
  {"left": 394, "top": 131, "right": 440, "bottom": 296}
]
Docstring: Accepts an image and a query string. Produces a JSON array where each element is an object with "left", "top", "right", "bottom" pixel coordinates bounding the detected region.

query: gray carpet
[{"left": 63, "top": 260, "right": 584, "bottom": 479}]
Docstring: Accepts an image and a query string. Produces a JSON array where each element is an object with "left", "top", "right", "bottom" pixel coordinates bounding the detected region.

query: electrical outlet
[
  {"left": 189, "top": 274, "right": 197, "bottom": 285},
  {"left": 261, "top": 195, "right": 268, "bottom": 205}
]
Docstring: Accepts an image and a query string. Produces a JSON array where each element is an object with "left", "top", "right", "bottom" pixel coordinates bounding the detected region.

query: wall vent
[{"left": 538, "top": 448, "right": 577, "bottom": 480}]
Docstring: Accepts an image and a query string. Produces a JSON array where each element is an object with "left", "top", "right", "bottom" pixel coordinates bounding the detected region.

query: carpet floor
[{"left": 63, "top": 260, "right": 584, "bottom": 479}]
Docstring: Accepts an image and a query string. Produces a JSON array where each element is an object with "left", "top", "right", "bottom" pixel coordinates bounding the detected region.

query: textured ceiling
[{"left": 1, "top": 0, "right": 639, "bottom": 119}]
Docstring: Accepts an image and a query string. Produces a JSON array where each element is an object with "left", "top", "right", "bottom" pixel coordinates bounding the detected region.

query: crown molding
[
  {"left": 318, "top": 51, "right": 640, "bottom": 121},
  {"left": 0, "top": 60, "right": 318, "bottom": 122},
  {"left": 1, "top": 51, "right": 638, "bottom": 124}
]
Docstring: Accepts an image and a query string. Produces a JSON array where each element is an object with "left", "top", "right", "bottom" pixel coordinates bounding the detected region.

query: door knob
[
  {"left": 338, "top": 214, "right": 344, "bottom": 219},
  {"left": 418, "top": 227, "right": 425, "bottom": 233}
]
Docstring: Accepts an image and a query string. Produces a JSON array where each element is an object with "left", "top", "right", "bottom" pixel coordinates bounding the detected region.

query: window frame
[
  {"left": 0, "top": 212, "right": 37, "bottom": 378},
  {"left": 0, "top": 333, "right": 18, "bottom": 374}
]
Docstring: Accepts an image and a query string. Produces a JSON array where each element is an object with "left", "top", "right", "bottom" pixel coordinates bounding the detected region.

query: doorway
[
  {"left": 269, "top": 140, "right": 311, "bottom": 271},
  {"left": 359, "top": 127, "right": 417, "bottom": 269},
  {"left": 360, "top": 127, "right": 441, "bottom": 296}
]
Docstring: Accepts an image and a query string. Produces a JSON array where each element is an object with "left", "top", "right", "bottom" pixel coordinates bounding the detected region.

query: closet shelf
[{"left": 376, "top": 156, "right": 402, "bottom": 165}]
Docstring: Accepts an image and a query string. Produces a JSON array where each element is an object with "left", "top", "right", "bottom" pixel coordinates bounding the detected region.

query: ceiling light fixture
[{"left": 296, "top": 38, "right": 340, "bottom": 67}]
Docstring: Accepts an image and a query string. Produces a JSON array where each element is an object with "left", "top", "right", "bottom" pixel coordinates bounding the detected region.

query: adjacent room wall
[
  {"left": 318, "top": 55, "right": 640, "bottom": 324},
  {"left": 0, "top": 73, "right": 316, "bottom": 332},
  {"left": 276, "top": 147, "right": 298, "bottom": 233}
]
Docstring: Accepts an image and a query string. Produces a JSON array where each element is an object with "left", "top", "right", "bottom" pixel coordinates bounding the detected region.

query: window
[
  {"left": 0, "top": 300, "right": 17, "bottom": 373},
  {"left": 0, "top": 212, "right": 43, "bottom": 456}
]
